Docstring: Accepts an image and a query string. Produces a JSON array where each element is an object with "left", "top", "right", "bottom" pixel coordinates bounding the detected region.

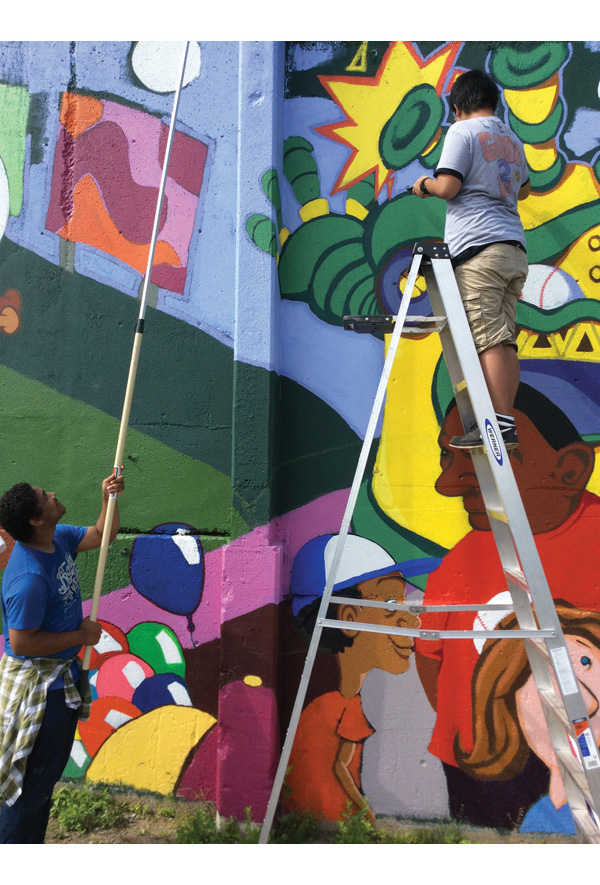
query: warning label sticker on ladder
[
  {"left": 551, "top": 646, "right": 578, "bottom": 695},
  {"left": 573, "top": 719, "right": 600, "bottom": 770}
]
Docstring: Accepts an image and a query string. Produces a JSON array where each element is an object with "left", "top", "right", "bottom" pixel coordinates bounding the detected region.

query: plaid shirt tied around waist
[{"left": 0, "top": 653, "right": 92, "bottom": 806}]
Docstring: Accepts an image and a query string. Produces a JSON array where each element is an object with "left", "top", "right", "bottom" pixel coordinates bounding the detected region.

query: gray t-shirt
[{"left": 434, "top": 116, "right": 529, "bottom": 260}]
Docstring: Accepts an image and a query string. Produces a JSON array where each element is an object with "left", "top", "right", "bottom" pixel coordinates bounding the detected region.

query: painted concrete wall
[
  {"left": 1, "top": 40, "right": 600, "bottom": 837},
  {"left": 0, "top": 40, "right": 285, "bottom": 821}
]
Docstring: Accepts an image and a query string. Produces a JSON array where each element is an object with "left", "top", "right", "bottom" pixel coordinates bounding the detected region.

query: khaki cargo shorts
[{"left": 453, "top": 243, "right": 528, "bottom": 353}]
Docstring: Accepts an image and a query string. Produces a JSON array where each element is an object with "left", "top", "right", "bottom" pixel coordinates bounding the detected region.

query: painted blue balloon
[
  {"left": 131, "top": 672, "right": 192, "bottom": 714},
  {"left": 129, "top": 523, "right": 204, "bottom": 618}
]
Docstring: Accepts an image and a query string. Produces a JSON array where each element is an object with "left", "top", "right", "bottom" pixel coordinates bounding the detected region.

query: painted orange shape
[
  {"left": 58, "top": 175, "right": 181, "bottom": 275},
  {"left": 59, "top": 92, "right": 104, "bottom": 139},
  {"left": 0, "top": 289, "right": 22, "bottom": 335}
]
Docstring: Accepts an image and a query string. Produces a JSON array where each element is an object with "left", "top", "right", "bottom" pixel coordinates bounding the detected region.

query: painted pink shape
[
  {"left": 102, "top": 103, "right": 163, "bottom": 188},
  {"left": 95, "top": 652, "right": 154, "bottom": 702},
  {"left": 215, "top": 680, "right": 278, "bottom": 821},
  {"left": 81, "top": 488, "right": 351, "bottom": 650},
  {"left": 176, "top": 726, "right": 218, "bottom": 802}
]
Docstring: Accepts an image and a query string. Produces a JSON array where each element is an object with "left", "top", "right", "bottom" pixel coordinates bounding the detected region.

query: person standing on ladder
[{"left": 411, "top": 68, "right": 530, "bottom": 451}]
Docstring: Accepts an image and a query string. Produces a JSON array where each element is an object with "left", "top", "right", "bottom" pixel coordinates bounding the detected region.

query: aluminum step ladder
[{"left": 259, "top": 242, "right": 600, "bottom": 844}]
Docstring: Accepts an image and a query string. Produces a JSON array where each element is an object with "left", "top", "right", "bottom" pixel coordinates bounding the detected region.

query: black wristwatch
[{"left": 419, "top": 177, "right": 430, "bottom": 195}]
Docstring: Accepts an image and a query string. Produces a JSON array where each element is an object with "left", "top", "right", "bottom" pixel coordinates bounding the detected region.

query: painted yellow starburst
[{"left": 317, "top": 41, "right": 461, "bottom": 197}]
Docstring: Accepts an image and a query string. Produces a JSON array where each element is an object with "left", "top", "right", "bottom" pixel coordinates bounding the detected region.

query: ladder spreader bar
[
  {"left": 331, "top": 596, "right": 518, "bottom": 614},
  {"left": 318, "top": 618, "right": 554, "bottom": 641}
]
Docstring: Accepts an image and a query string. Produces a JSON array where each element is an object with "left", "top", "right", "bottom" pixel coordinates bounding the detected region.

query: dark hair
[
  {"left": 0, "top": 483, "right": 41, "bottom": 542},
  {"left": 449, "top": 69, "right": 499, "bottom": 115},
  {"left": 444, "top": 383, "right": 583, "bottom": 452},
  {"left": 294, "top": 586, "right": 362, "bottom": 654}
]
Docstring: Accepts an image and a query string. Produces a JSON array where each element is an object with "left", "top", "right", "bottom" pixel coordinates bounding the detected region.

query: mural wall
[
  {"left": 0, "top": 40, "right": 600, "bottom": 836},
  {"left": 250, "top": 40, "right": 600, "bottom": 836}
]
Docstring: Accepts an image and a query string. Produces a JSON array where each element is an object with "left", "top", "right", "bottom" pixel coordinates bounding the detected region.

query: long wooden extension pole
[{"left": 82, "top": 41, "right": 190, "bottom": 671}]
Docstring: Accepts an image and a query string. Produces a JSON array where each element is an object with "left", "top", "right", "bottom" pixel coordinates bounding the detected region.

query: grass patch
[{"left": 50, "top": 784, "right": 129, "bottom": 835}]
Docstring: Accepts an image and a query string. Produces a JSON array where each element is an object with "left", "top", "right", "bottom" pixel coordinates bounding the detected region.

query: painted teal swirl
[
  {"left": 508, "top": 101, "right": 564, "bottom": 145},
  {"left": 489, "top": 42, "right": 570, "bottom": 89},
  {"left": 283, "top": 136, "right": 321, "bottom": 205},
  {"left": 379, "top": 84, "right": 444, "bottom": 170}
]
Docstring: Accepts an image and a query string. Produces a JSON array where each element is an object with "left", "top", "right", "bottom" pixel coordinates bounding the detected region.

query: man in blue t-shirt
[
  {"left": 411, "top": 69, "right": 531, "bottom": 451},
  {"left": 0, "top": 470, "right": 124, "bottom": 843}
]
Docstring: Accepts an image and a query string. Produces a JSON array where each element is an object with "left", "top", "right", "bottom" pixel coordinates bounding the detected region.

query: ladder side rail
[
  {"left": 258, "top": 252, "right": 424, "bottom": 844},
  {"left": 426, "top": 256, "right": 600, "bottom": 822},
  {"left": 425, "top": 259, "right": 573, "bottom": 640}
]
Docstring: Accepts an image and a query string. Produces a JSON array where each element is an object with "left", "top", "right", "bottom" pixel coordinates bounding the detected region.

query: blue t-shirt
[
  {"left": 1, "top": 524, "right": 87, "bottom": 684},
  {"left": 434, "top": 115, "right": 529, "bottom": 259}
]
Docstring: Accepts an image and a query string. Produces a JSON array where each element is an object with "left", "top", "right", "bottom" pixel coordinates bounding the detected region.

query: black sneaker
[
  {"left": 500, "top": 425, "right": 519, "bottom": 450},
  {"left": 449, "top": 424, "right": 519, "bottom": 451},
  {"left": 448, "top": 425, "right": 484, "bottom": 449}
]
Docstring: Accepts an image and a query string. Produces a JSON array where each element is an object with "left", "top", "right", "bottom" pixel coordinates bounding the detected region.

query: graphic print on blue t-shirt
[{"left": 1, "top": 523, "right": 87, "bottom": 660}]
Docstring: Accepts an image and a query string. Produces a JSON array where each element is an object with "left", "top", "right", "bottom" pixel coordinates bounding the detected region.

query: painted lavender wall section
[{"left": 1, "top": 41, "right": 600, "bottom": 836}]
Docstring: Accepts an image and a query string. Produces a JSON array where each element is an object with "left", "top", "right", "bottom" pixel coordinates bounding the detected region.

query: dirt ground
[{"left": 44, "top": 787, "right": 579, "bottom": 845}]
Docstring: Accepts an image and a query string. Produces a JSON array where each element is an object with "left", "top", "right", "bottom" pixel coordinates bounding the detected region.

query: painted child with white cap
[{"left": 285, "top": 534, "right": 440, "bottom": 824}]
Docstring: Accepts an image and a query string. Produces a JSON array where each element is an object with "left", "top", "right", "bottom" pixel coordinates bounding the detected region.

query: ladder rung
[
  {"left": 538, "top": 686, "right": 570, "bottom": 729},
  {"left": 318, "top": 618, "right": 554, "bottom": 642},
  {"left": 525, "top": 636, "right": 551, "bottom": 664},
  {"left": 570, "top": 807, "right": 600, "bottom": 843},
  {"left": 331, "top": 597, "right": 516, "bottom": 614},
  {"left": 557, "top": 747, "right": 593, "bottom": 795},
  {"left": 503, "top": 565, "right": 528, "bottom": 591},
  {"left": 487, "top": 506, "right": 508, "bottom": 523}
]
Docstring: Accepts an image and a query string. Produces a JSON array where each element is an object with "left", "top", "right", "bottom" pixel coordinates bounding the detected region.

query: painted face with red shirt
[{"left": 436, "top": 404, "right": 594, "bottom": 534}]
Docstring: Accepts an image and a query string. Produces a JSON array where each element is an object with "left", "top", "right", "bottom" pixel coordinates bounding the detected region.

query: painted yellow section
[
  {"left": 299, "top": 198, "right": 329, "bottom": 222},
  {"left": 558, "top": 224, "right": 600, "bottom": 299},
  {"left": 86, "top": 706, "right": 216, "bottom": 795},
  {"left": 243, "top": 675, "right": 263, "bottom": 687},
  {"left": 345, "top": 198, "right": 369, "bottom": 220},
  {"left": 347, "top": 41, "right": 368, "bottom": 72},
  {"left": 504, "top": 78, "right": 559, "bottom": 124},
  {"left": 520, "top": 164, "right": 600, "bottom": 230},
  {"left": 422, "top": 128, "right": 442, "bottom": 157},
  {"left": 322, "top": 42, "right": 458, "bottom": 193},
  {"left": 372, "top": 332, "right": 470, "bottom": 549},
  {"left": 524, "top": 142, "right": 558, "bottom": 172},
  {"left": 517, "top": 321, "right": 600, "bottom": 363},
  {"left": 589, "top": 448, "right": 600, "bottom": 499}
]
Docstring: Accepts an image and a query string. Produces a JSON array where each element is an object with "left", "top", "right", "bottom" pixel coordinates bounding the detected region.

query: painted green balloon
[
  {"left": 126, "top": 622, "right": 186, "bottom": 679},
  {"left": 379, "top": 84, "right": 444, "bottom": 170},
  {"left": 489, "top": 42, "right": 569, "bottom": 89}
]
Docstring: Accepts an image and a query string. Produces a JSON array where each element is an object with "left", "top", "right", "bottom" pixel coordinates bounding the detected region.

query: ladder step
[
  {"left": 525, "top": 636, "right": 551, "bottom": 665},
  {"left": 342, "top": 315, "right": 447, "bottom": 334},
  {"left": 557, "top": 747, "right": 593, "bottom": 796},
  {"left": 487, "top": 506, "right": 508, "bottom": 523},
  {"left": 571, "top": 807, "right": 600, "bottom": 843},
  {"left": 538, "top": 686, "right": 570, "bottom": 729},
  {"left": 503, "top": 565, "right": 528, "bottom": 591}
]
